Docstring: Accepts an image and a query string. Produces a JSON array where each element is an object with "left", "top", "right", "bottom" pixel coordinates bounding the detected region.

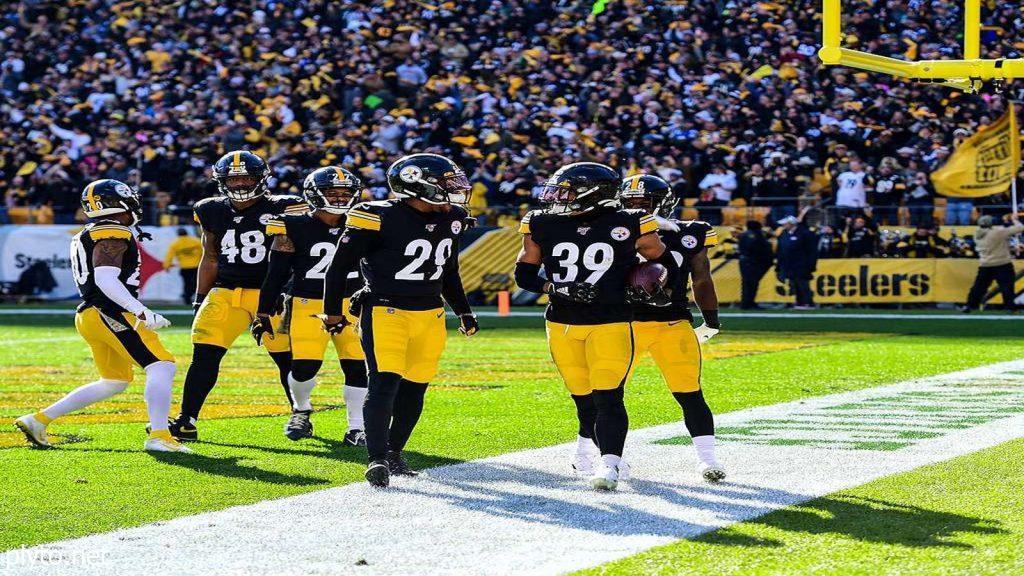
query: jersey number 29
[{"left": 396, "top": 238, "right": 453, "bottom": 281}]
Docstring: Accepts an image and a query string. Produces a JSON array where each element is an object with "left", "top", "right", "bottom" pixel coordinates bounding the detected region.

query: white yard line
[
  {"left": 0, "top": 308, "right": 1021, "bottom": 320},
  {"left": 4, "top": 360, "right": 1024, "bottom": 576}
]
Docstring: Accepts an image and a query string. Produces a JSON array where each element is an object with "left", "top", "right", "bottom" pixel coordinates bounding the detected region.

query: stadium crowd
[{"left": 1, "top": 0, "right": 1022, "bottom": 235}]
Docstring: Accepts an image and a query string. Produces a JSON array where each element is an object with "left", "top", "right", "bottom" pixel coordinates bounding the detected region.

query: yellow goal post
[{"left": 818, "top": 0, "right": 1015, "bottom": 93}]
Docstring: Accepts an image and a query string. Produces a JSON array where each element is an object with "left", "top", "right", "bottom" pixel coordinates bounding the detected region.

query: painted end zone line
[
  {"left": 5, "top": 360, "right": 1024, "bottom": 576},
  {"left": 0, "top": 308, "right": 1021, "bottom": 320}
]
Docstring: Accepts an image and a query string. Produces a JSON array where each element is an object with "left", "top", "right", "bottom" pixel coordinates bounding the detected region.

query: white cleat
[
  {"left": 591, "top": 464, "right": 621, "bottom": 491},
  {"left": 145, "top": 436, "right": 193, "bottom": 453},
  {"left": 14, "top": 414, "right": 51, "bottom": 448},
  {"left": 700, "top": 462, "right": 727, "bottom": 483},
  {"left": 572, "top": 452, "right": 598, "bottom": 476}
]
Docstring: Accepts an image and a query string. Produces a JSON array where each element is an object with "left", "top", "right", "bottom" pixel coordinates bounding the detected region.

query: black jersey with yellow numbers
[
  {"left": 633, "top": 220, "right": 718, "bottom": 322},
  {"left": 193, "top": 194, "right": 306, "bottom": 289},
  {"left": 343, "top": 200, "right": 469, "bottom": 310},
  {"left": 70, "top": 220, "right": 141, "bottom": 313},
  {"left": 520, "top": 207, "right": 659, "bottom": 325},
  {"left": 265, "top": 212, "right": 364, "bottom": 299}
]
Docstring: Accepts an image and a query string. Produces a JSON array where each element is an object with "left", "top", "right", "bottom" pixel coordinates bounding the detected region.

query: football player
[
  {"left": 620, "top": 174, "right": 725, "bottom": 482},
  {"left": 253, "top": 167, "right": 369, "bottom": 444},
  {"left": 168, "top": 151, "right": 306, "bottom": 440},
  {"left": 322, "top": 153, "right": 478, "bottom": 488},
  {"left": 14, "top": 180, "right": 187, "bottom": 452},
  {"left": 514, "top": 162, "right": 668, "bottom": 491}
]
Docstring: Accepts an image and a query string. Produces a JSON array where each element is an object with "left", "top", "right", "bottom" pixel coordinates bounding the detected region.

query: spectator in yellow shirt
[{"left": 164, "top": 228, "right": 202, "bottom": 305}]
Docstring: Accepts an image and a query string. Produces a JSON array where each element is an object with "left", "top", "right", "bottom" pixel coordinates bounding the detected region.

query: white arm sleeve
[{"left": 94, "top": 266, "right": 147, "bottom": 316}]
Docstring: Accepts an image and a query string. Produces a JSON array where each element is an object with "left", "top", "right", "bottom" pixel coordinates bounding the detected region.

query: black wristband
[
  {"left": 193, "top": 293, "right": 207, "bottom": 307},
  {"left": 701, "top": 309, "right": 720, "bottom": 329}
]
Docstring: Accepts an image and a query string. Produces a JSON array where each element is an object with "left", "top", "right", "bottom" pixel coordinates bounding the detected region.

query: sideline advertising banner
[{"left": 0, "top": 225, "right": 194, "bottom": 302}]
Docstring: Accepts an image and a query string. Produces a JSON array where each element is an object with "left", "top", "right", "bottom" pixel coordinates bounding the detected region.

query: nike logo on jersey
[{"left": 668, "top": 320, "right": 686, "bottom": 326}]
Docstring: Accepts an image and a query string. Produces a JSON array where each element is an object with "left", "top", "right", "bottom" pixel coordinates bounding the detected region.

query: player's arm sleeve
[
  {"left": 638, "top": 213, "right": 659, "bottom": 236},
  {"left": 323, "top": 228, "right": 374, "bottom": 316},
  {"left": 95, "top": 266, "right": 147, "bottom": 316},
  {"left": 441, "top": 241, "right": 472, "bottom": 316},
  {"left": 257, "top": 225, "right": 294, "bottom": 315}
]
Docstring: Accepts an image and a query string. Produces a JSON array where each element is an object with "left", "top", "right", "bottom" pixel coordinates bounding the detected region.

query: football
[{"left": 628, "top": 262, "right": 668, "bottom": 295}]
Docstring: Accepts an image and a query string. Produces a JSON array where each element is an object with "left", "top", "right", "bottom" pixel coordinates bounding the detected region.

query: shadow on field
[
  {"left": 694, "top": 494, "right": 1005, "bottom": 548},
  {"left": 198, "top": 437, "right": 463, "bottom": 471},
  {"left": 149, "top": 451, "right": 329, "bottom": 487}
]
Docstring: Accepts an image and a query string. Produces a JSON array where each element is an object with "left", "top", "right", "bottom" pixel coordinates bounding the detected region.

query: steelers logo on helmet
[
  {"left": 681, "top": 235, "right": 698, "bottom": 249},
  {"left": 400, "top": 165, "right": 422, "bottom": 184},
  {"left": 114, "top": 182, "right": 133, "bottom": 197},
  {"left": 610, "top": 226, "right": 631, "bottom": 241}
]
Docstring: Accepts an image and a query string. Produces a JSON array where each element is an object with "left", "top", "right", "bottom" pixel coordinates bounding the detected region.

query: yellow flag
[{"left": 931, "top": 103, "right": 1020, "bottom": 198}]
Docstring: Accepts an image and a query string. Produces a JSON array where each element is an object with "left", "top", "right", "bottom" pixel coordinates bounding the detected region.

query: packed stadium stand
[{"left": 0, "top": 0, "right": 1021, "bottom": 244}]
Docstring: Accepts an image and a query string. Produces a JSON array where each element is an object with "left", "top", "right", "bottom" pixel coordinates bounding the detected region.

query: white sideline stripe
[
  {"left": 5, "top": 360, "right": 1024, "bottom": 576},
  {"left": 0, "top": 308, "right": 1021, "bottom": 320}
]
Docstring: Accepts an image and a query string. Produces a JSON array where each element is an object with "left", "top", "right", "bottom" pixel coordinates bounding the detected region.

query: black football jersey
[
  {"left": 193, "top": 194, "right": 305, "bottom": 289},
  {"left": 342, "top": 200, "right": 469, "bottom": 310},
  {"left": 632, "top": 220, "right": 718, "bottom": 322},
  {"left": 265, "top": 213, "right": 364, "bottom": 299},
  {"left": 520, "top": 208, "right": 658, "bottom": 325},
  {"left": 70, "top": 221, "right": 141, "bottom": 313}
]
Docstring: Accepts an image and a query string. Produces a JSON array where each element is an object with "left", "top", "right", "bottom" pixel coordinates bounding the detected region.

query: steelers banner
[
  {"left": 930, "top": 103, "right": 1020, "bottom": 198},
  {"left": 712, "top": 259, "right": 1024, "bottom": 304},
  {"left": 0, "top": 225, "right": 192, "bottom": 301}
]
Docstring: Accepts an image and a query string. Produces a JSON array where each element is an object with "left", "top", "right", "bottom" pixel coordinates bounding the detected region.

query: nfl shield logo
[{"left": 577, "top": 227, "right": 590, "bottom": 235}]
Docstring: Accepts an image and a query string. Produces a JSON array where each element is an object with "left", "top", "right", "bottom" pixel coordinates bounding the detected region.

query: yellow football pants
[
  {"left": 629, "top": 320, "right": 702, "bottom": 393},
  {"left": 545, "top": 321, "right": 634, "bottom": 396},
  {"left": 360, "top": 306, "right": 446, "bottom": 383},
  {"left": 191, "top": 287, "right": 289, "bottom": 352},
  {"left": 283, "top": 297, "right": 364, "bottom": 361},
  {"left": 75, "top": 307, "right": 175, "bottom": 382}
]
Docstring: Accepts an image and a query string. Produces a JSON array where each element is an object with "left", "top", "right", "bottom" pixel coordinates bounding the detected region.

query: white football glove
[
  {"left": 693, "top": 323, "right": 719, "bottom": 344},
  {"left": 134, "top": 309, "right": 171, "bottom": 331},
  {"left": 655, "top": 216, "right": 680, "bottom": 232}
]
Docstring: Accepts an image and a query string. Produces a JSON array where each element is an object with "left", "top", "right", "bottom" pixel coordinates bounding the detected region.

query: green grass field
[{"left": 1, "top": 310, "right": 1022, "bottom": 574}]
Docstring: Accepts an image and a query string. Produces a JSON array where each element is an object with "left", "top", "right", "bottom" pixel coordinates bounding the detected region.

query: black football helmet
[
  {"left": 619, "top": 174, "right": 676, "bottom": 217},
  {"left": 81, "top": 179, "right": 143, "bottom": 225},
  {"left": 212, "top": 150, "right": 269, "bottom": 201},
  {"left": 540, "top": 162, "right": 621, "bottom": 215},
  {"left": 386, "top": 153, "right": 471, "bottom": 206},
  {"left": 303, "top": 166, "right": 364, "bottom": 214}
]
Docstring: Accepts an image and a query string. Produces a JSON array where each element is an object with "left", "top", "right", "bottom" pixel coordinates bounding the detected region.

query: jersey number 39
[{"left": 550, "top": 241, "right": 613, "bottom": 283}]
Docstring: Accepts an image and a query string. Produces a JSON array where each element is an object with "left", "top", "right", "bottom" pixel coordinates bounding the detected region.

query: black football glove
[
  {"left": 547, "top": 282, "right": 598, "bottom": 304},
  {"left": 348, "top": 288, "right": 370, "bottom": 317},
  {"left": 250, "top": 314, "right": 275, "bottom": 346},
  {"left": 459, "top": 313, "right": 479, "bottom": 336},
  {"left": 626, "top": 285, "right": 672, "bottom": 306},
  {"left": 316, "top": 314, "right": 350, "bottom": 335}
]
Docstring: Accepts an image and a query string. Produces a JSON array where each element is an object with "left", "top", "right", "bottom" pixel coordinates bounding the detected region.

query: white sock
[
  {"left": 144, "top": 361, "right": 176, "bottom": 433},
  {"left": 576, "top": 435, "right": 599, "bottom": 456},
  {"left": 344, "top": 385, "right": 367, "bottom": 430},
  {"left": 289, "top": 373, "right": 317, "bottom": 412},
  {"left": 42, "top": 379, "right": 128, "bottom": 421},
  {"left": 601, "top": 454, "right": 622, "bottom": 469},
  {"left": 693, "top": 435, "right": 718, "bottom": 466}
]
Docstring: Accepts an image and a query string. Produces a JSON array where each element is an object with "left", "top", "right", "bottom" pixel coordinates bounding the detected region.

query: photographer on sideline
[{"left": 962, "top": 214, "right": 1023, "bottom": 313}]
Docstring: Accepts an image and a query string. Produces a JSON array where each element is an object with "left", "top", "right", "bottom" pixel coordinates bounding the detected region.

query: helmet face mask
[
  {"left": 540, "top": 162, "right": 621, "bottom": 215},
  {"left": 81, "top": 179, "right": 143, "bottom": 225},
  {"left": 388, "top": 154, "right": 472, "bottom": 206},
  {"left": 303, "top": 167, "right": 364, "bottom": 214},
  {"left": 213, "top": 151, "right": 269, "bottom": 201}
]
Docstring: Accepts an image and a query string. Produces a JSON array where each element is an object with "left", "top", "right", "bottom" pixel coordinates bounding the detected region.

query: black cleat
[
  {"left": 365, "top": 460, "right": 390, "bottom": 488},
  {"left": 343, "top": 429, "right": 367, "bottom": 447},
  {"left": 147, "top": 414, "right": 198, "bottom": 442},
  {"left": 284, "top": 410, "right": 314, "bottom": 441},
  {"left": 386, "top": 450, "right": 419, "bottom": 477}
]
